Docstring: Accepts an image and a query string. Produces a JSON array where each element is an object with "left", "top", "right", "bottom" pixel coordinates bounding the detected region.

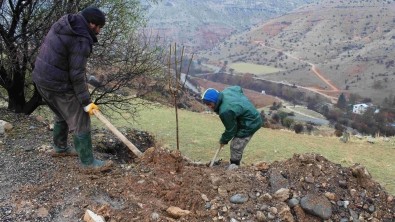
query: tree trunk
[
  {"left": 23, "top": 87, "right": 42, "bottom": 115},
  {"left": 7, "top": 87, "right": 25, "bottom": 113},
  {"left": 6, "top": 78, "right": 42, "bottom": 115}
]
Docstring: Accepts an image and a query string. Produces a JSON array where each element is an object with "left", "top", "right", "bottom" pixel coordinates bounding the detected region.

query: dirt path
[{"left": 310, "top": 65, "right": 339, "bottom": 91}]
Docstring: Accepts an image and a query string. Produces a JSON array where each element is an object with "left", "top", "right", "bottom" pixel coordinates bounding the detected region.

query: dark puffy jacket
[
  {"left": 32, "top": 13, "right": 97, "bottom": 106},
  {"left": 214, "top": 86, "right": 262, "bottom": 144}
]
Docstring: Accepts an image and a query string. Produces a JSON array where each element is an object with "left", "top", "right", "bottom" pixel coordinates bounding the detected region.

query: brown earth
[
  {"left": 0, "top": 108, "right": 394, "bottom": 222},
  {"left": 261, "top": 22, "right": 290, "bottom": 37}
]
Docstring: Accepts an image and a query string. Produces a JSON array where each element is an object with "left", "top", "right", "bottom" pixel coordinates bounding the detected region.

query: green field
[
  {"left": 91, "top": 104, "right": 395, "bottom": 195},
  {"left": 229, "top": 62, "right": 282, "bottom": 75}
]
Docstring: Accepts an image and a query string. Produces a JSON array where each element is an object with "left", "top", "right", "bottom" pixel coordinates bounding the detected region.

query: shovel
[
  {"left": 93, "top": 109, "right": 143, "bottom": 157},
  {"left": 209, "top": 145, "right": 223, "bottom": 167}
]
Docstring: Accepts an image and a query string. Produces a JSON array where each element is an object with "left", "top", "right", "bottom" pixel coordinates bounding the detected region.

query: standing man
[
  {"left": 202, "top": 86, "right": 263, "bottom": 166},
  {"left": 33, "top": 7, "right": 110, "bottom": 169}
]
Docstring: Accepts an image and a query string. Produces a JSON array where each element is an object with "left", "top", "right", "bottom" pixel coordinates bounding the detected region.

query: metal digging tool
[
  {"left": 209, "top": 145, "right": 223, "bottom": 167},
  {"left": 93, "top": 109, "right": 143, "bottom": 157}
]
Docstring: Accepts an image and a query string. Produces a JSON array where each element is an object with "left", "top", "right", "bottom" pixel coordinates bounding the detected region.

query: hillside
[
  {"left": 143, "top": 0, "right": 318, "bottom": 50},
  {"left": 1, "top": 108, "right": 394, "bottom": 221},
  {"left": 197, "top": 0, "right": 395, "bottom": 104}
]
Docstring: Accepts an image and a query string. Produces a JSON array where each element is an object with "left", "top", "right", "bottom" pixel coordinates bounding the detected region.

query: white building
[{"left": 352, "top": 103, "right": 369, "bottom": 114}]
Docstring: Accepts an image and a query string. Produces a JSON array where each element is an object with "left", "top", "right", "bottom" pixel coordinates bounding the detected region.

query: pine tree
[{"left": 336, "top": 93, "right": 347, "bottom": 110}]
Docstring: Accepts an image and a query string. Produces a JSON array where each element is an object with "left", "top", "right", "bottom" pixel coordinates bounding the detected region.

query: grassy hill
[
  {"left": 90, "top": 103, "right": 395, "bottom": 195},
  {"left": 197, "top": 0, "right": 395, "bottom": 104}
]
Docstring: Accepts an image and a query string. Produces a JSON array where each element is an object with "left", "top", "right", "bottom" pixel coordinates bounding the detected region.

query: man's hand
[{"left": 84, "top": 103, "right": 99, "bottom": 115}]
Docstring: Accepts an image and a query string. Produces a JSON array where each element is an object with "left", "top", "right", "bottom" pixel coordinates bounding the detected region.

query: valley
[{"left": 189, "top": 0, "right": 395, "bottom": 105}]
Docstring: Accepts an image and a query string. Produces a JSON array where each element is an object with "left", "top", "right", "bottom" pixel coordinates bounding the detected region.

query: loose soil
[{"left": 0, "top": 108, "right": 394, "bottom": 222}]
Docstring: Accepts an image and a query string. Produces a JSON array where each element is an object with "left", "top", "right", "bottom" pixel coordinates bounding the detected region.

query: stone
[
  {"left": 269, "top": 169, "right": 289, "bottom": 192},
  {"left": 273, "top": 188, "right": 290, "bottom": 202},
  {"left": 83, "top": 210, "right": 105, "bottom": 222},
  {"left": 267, "top": 212, "right": 276, "bottom": 220},
  {"left": 166, "top": 206, "right": 190, "bottom": 219},
  {"left": 36, "top": 207, "right": 49, "bottom": 218},
  {"left": 230, "top": 194, "right": 249, "bottom": 204},
  {"left": 151, "top": 212, "right": 160, "bottom": 221},
  {"left": 300, "top": 194, "right": 332, "bottom": 220},
  {"left": 35, "top": 115, "right": 45, "bottom": 122},
  {"left": 0, "top": 120, "right": 13, "bottom": 134},
  {"left": 368, "top": 205, "right": 375, "bottom": 213},
  {"left": 305, "top": 175, "right": 315, "bottom": 183},
  {"left": 349, "top": 189, "right": 357, "bottom": 198},
  {"left": 261, "top": 193, "right": 272, "bottom": 201},
  {"left": 338, "top": 180, "right": 348, "bottom": 189},
  {"left": 324, "top": 192, "right": 336, "bottom": 201},
  {"left": 201, "top": 193, "right": 209, "bottom": 202},
  {"left": 288, "top": 198, "right": 299, "bottom": 208},
  {"left": 298, "top": 153, "right": 318, "bottom": 164},
  {"left": 278, "top": 204, "right": 294, "bottom": 222},
  {"left": 227, "top": 164, "right": 239, "bottom": 170},
  {"left": 351, "top": 164, "right": 371, "bottom": 179},
  {"left": 269, "top": 207, "right": 277, "bottom": 214},
  {"left": 256, "top": 211, "right": 266, "bottom": 222},
  {"left": 387, "top": 195, "right": 394, "bottom": 202},
  {"left": 254, "top": 161, "right": 270, "bottom": 171},
  {"left": 293, "top": 205, "right": 306, "bottom": 221},
  {"left": 218, "top": 186, "right": 228, "bottom": 196},
  {"left": 259, "top": 204, "right": 269, "bottom": 211},
  {"left": 349, "top": 209, "right": 358, "bottom": 221},
  {"left": 351, "top": 164, "right": 374, "bottom": 188},
  {"left": 210, "top": 174, "right": 221, "bottom": 186}
]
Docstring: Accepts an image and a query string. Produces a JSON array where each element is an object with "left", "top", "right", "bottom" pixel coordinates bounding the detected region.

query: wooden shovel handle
[
  {"left": 209, "top": 146, "right": 222, "bottom": 167},
  {"left": 93, "top": 109, "right": 143, "bottom": 157}
]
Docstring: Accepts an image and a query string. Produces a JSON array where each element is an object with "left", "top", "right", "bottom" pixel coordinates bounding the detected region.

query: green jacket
[{"left": 214, "top": 86, "right": 262, "bottom": 144}]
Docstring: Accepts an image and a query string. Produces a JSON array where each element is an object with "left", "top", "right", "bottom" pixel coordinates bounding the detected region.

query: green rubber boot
[
  {"left": 52, "top": 121, "right": 77, "bottom": 157},
  {"left": 73, "top": 132, "right": 111, "bottom": 170}
]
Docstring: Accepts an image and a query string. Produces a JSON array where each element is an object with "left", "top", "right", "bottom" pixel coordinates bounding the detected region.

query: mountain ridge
[{"left": 143, "top": 0, "right": 318, "bottom": 50}]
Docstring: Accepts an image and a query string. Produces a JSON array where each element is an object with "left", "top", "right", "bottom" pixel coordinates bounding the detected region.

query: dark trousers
[{"left": 36, "top": 86, "right": 91, "bottom": 135}]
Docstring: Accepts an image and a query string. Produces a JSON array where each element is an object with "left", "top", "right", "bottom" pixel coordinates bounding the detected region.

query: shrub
[
  {"left": 306, "top": 124, "right": 314, "bottom": 134},
  {"left": 334, "top": 129, "right": 343, "bottom": 137},
  {"left": 334, "top": 123, "right": 345, "bottom": 131},
  {"left": 294, "top": 124, "right": 304, "bottom": 134},
  {"left": 271, "top": 113, "right": 280, "bottom": 124},
  {"left": 283, "top": 117, "right": 294, "bottom": 128}
]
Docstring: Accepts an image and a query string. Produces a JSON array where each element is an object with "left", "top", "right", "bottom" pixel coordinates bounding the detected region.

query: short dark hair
[{"left": 81, "top": 7, "right": 105, "bottom": 26}]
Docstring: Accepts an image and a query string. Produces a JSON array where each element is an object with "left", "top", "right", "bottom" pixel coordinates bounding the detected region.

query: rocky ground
[{"left": 0, "top": 108, "right": 394, "bottom": 222}]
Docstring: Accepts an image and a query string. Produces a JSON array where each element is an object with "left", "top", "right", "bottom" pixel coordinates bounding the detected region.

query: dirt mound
[{"left": 0, "top": 108, "right": 394, "bottom": 221}]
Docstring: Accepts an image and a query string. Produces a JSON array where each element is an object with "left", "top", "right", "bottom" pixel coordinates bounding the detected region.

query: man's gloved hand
[{"left": 84, "top": 103, "right": 99, "bottom": 115}]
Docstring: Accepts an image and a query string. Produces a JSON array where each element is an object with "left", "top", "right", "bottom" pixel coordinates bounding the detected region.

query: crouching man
[{"left": 202, "top": 86, "right": 263, "bottom": 166}]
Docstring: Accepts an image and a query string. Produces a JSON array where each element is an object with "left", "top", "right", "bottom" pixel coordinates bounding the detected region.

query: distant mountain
[
  {"left": 142, "top": 0, "right": 318, "bottom": 50},
  {"left": 197, "top": 0, "right": 395, "bottom": 104}
]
